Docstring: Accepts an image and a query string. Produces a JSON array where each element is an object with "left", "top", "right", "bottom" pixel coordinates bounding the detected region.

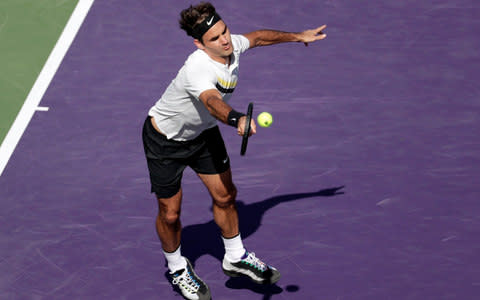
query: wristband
[{"left": 227, "top": 110, "right": 245, "bottom": 127}]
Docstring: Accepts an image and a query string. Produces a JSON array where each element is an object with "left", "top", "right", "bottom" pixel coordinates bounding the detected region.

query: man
[{"left": 142, "top": 2, "right": 326, "bottom": 299}]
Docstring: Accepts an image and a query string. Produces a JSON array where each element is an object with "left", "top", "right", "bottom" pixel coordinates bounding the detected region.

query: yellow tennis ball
[{"left": 257, "top": 112, "right": 273, "bottom": 127}]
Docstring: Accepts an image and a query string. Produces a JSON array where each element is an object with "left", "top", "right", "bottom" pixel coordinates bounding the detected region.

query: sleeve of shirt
[
  {"left": 184, "top": 56, "right": 217, "bottom": 100},
  {"left": 231, "top": 34, "right": 250, "bottom": 53}
]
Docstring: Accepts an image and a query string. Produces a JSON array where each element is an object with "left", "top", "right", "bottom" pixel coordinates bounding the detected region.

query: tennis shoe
[
  {"left": 170, "top": 258, "right": 211, "bottom": 300},
  {"left": 222, "top": 251, "right": 281, "bottom": 284}
]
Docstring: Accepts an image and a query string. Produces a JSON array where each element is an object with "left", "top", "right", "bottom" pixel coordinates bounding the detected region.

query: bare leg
[
  {"left": 197, "top": 169, "right": 239, "bottom": 238},
  {"left": 156, "top": 188, "right": 183, "bottom": 252}
]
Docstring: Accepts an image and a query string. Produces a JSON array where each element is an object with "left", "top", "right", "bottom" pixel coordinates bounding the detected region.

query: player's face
[{"left": 197, "top": 20, "right": 233, "bottom": 64}]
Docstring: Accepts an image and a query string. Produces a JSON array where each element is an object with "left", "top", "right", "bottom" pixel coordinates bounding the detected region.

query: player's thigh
[
  {"left": 190, "top": 127, "right": 235, "bottom": 201},
  {"left": 188, "top": 126, "right": 230, "bottom": 175},
  {"left": 143, "top": 116, "right": 188, "bottom": 200},
  {"left": 197, "top": 169, "right": 237, "bottom": 203}
]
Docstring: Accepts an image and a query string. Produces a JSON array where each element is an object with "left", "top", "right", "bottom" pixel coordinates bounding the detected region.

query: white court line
[{"left": 0, "top": 0, "right": 94, "bottom": 176}]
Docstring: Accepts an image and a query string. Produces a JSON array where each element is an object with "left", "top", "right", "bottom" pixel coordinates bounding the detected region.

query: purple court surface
[{"left": 1, "top": 1, "right": 480, "bottom": 299}]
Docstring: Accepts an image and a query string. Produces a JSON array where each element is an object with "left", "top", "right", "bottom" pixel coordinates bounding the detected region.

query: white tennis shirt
[{"left": 148, "top": 34, "right": 251, "bottom": 141}]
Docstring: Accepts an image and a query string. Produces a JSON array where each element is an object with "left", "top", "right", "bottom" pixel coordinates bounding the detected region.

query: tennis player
[{"left": 142, "top": 2, "right": 326, "bottom": 299}]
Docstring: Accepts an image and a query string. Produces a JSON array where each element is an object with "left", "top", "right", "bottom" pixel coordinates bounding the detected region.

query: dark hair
[{"left": 179, "top": 2, "right": 216, "bottom": 39}]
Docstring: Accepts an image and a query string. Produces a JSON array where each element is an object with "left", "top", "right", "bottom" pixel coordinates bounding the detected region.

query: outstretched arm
[
  {"left": 199, "top": 89, "right": 257, "bottom": 136},
  {"left": 243, "top": 25, "right": 327, "bottom": 48}
]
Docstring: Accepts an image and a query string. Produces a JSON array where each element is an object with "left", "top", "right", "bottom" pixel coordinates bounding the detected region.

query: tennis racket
[{"left": 240, "top": 102, "right": 253, "bottom": 156}]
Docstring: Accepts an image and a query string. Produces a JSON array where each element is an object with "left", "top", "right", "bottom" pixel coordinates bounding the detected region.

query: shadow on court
[{"left": 165, "top": 186, "right": 345, "bottom": 298}]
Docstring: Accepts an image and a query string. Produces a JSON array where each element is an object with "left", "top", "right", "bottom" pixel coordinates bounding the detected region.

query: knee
[
  {"left": 158, "top": 210, "right": 180, "bottom": 226},
  {"left": 162, "top": 211, "right": 181, "bottom": 225},
  {"left": 213, "top": 185, "right": 237, "bottom": 208},
  {"left": 157, "top": 190, "right": 182, "bottom": 226},
  {"left": 158, "top": 203, "right": 181, "bottom": 225}
]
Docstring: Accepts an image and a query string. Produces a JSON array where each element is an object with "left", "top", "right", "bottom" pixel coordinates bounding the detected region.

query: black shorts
[{"left": 142, "top": 117, "right": 230, "bottom": 198}]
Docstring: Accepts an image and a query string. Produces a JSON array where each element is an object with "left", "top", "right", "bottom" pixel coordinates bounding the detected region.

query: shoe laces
[
  {"left": 172, "top": 269, "right": 200, "bottom": 292},
  {"left": 243, "top": 252, "right": 268, "bottom": 272}
]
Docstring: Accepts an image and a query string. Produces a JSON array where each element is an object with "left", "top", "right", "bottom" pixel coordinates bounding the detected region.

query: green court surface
[{"left": 0, "top": 0, "right": 78, "bottom": 144}]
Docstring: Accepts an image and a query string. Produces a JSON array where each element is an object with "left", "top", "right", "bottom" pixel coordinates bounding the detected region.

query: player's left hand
[{"left": 299, "top": 25, "right": 327, "bottom": 46}]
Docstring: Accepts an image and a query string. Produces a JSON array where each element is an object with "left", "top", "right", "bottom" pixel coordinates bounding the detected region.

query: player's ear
[{"left": 193, "top": 39, "right": 205, "bottom": 50}]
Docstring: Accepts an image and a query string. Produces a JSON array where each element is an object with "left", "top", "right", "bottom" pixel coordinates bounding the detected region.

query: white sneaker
[
  {"left": 170, "top": 258, "right": 211, "bottom": 300},
  {"left": 222, "top": 251, "right": 281, "bottom": 284}
]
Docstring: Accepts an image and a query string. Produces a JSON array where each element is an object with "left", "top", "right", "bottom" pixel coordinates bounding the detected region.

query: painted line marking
[
  {"left": 0, "top": 0, "right": 95, "bottom": 176},
  {"left": 36, "top": 106, "right": 50, "bottom": 112}
]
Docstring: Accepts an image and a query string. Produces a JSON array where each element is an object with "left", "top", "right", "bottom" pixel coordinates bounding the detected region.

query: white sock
[
  {"left": 163, "top": 246, "right": 187, "bottom": 273},
  {"left": 222, "top": 234, "right": 246, "bottom": 262}
]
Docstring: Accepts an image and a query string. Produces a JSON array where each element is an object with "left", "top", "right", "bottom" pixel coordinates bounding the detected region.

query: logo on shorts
[{"left": 223, "top": 157, "right": 229, "bottom": 164}]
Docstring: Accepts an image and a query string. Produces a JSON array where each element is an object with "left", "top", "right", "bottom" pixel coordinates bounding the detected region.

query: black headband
[{"left": 191, "top": 12, "right": 222, "bottom": 40}]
